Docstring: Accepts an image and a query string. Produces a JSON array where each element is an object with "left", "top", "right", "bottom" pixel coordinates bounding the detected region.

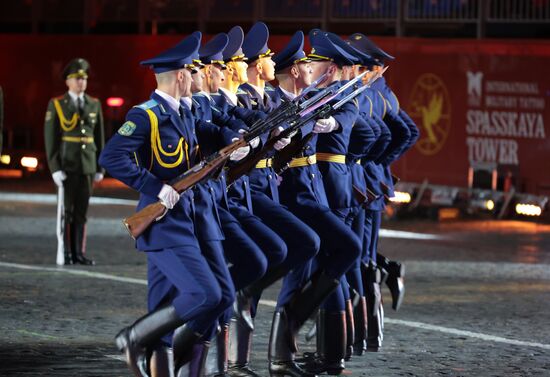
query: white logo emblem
[{"left": 467, "top": 71, "right": 483, "bottom": 107}]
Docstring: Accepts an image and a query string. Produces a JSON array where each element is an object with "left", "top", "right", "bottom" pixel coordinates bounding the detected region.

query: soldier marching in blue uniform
[
  {"left": 225, "top": 22, "right": 322, "bottom": 377},
  {"left": 99, "top": 35, "right": 238, "bottom": 377},
  {"left": 348, "top": 33, "right": 420, "bottom": 351},
  {"left": 267, "top": 30, "right": 364, "bottom": 377}
]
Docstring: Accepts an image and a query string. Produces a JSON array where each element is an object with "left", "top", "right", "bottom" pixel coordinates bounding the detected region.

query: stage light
[
  {"left": 20, "top": 156, "right": 38, "bottom": 169},
  {"left": 515, "top": 203, "right": 542, "bottom": 217},
  {"left": 390, "top": 191, "right": 412, "bottom": 204},
  {"left": 106, "top": 97, "right": 124, "bottom": 107},
  {"left": 0, "top": 155, "right": 10, "bottom": 165}
]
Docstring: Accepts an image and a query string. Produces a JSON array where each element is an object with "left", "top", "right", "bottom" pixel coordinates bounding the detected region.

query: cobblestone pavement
[{"left": 1, "top": 190, "right": 549, "bottom": 376}]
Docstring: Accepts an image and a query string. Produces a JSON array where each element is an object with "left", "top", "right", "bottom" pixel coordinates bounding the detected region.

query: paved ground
[{"left": 1, "top": 184, "right": 549, "bottom": 376}]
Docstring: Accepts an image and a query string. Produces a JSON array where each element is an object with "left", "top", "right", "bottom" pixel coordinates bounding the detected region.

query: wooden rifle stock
[{"left": 123, "top": 139, "right": 247, "bottom": 239}]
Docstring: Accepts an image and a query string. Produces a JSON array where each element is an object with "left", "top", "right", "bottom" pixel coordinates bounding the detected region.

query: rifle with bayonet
[
  {"left": 224, "top": 73, "right": 332, "bottom": 184},
  {"left": 273, "top": 68, "right": 388, "bottom": 174},
  {"left": 226, "top": 71, "right": 367, "bottom": 184}
]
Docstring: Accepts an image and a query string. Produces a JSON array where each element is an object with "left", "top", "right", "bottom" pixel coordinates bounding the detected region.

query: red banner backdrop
[{"left": 0, "top": 35, "right": 549, "bottom": 194}]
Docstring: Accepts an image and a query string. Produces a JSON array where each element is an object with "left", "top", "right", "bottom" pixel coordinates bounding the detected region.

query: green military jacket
[{"left": 44, "top": 92, "right": 105, "bottom": 175}]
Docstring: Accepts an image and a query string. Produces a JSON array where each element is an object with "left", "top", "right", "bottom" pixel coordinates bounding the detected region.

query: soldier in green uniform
[{"left": 44, "top": 58, "right": 105, "bottom": 265}]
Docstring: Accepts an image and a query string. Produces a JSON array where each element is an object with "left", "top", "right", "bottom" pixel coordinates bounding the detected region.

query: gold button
[
  {"left": 81, "top": 144, "right": 86, "bottom": 150},
  {"left": 268, "top": 175, "right": 272, "bottom": 179},
  {"left": 80, "top": 120, "right": 84, "bottom": 125},
  {"left": 81, "top": 129, "right": 86, "bottom": 134},
  {"left": 311, "top": 173, "right": 315, "bottom": 178}
]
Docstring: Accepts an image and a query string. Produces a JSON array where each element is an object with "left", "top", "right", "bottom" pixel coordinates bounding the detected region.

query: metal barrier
[
  {"left": 405, "top": 0, "right": 479, "bottom": 22},
  {"left": 487, "top": 0, "right": 550, "bottom": 22},
  {"left": 1, "top": 0, "right": 549, "bottom": 36},
  {"left": 329, "top": 0, "right": 398, "bottom": 21}
]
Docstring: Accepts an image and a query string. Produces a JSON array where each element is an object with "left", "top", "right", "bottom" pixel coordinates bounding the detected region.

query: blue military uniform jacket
[
  {"left": 315, "top": 81, "right": 360, "bottom": 214},
  {"left": 188, "top": 94, "right": 241, "bottom": 241},
  {"left": 99, "top": 92, "right": 199, "bottom": 251},
  {"left": 236, "top": 82, "right": 283, "bottom": 202}
]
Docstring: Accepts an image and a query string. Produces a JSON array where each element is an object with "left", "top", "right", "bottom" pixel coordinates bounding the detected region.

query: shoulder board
[
  {"left": 54, "top": 95, "right": 65, "bottom": 100},
  {"left": 135, "top": 99, "right": 159, "bottom": 110},
  {"left": 85, "top": 94, "right": 100, "bottom": 103},
  {"left": 236, "top": 88, "right": 248, "bottom": 95}
]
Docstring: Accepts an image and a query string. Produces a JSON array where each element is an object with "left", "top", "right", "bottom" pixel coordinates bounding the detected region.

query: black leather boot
[
  {"left": 115, "top": 305, "right": 185, "bottom": 377},
  {"left": 73, "top": 222, "right": 95, "bottom": 265},
  {"left": 377, "top": 254, "right": 405, "bottom": 311},
  {"left": 362, "top": 263, "right": 382, "bottom": 352},
  {"left": 268, "top": 310, "right": 317, "bottom": 377},
  {"left": 352, "top": 297, "right": 367, "bottom": 356},
  {"left": 344, "top": 300, "right": 354, "bottom": 361},
  {"left": 285, "top": 270, "right": 340, "bottom": 348},
  {"left": 173, "top": 324, "right": 204, "bottom": 376},
  {"left": 303, "top": 310, "right": 346, "bottom": 376},
  {"left": 236, "top": 264, "right": 290, "bottom": 331},
  {"left": 175, "top": 340, "right": 210, "bottom": 377},
  {"left": 63, "top": 222, "right": 73, "bottom": 265},
  {"left": 205, "top": 324, "right": 230, "bottom": 377},
  {"left": 227, "top": 317, "right": 259, "bottom": 376},
  {"left": 150, "top": 345, "right": 173, "bottom": 377}
]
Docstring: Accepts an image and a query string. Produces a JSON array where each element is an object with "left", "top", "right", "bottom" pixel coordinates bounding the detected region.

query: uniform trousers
[
  {"left": 63, "top": 173, "right": 93, "bottom": 224},
  {"left": 146, "top": 243, "right": 233, "bottom": 345}
]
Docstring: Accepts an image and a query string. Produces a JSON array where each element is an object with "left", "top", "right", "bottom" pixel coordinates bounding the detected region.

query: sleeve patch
[{"left": 118, "top": 121, "right": 137, "bottom": 136}]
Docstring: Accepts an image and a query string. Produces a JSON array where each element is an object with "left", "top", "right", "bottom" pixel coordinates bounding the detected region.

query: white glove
[
  {"left": 52, "top": 171, "right": 67, "bottom": 187},
  {"left": 230, "top": 146, "right": 251, "bottom": 161},
  {"left": 238, "top": 129, "right": 260, "bottom": 149},
  {"left": 229, "top": 137, "right": 251, "bottom": 161},
  {"left": 272, "top": 126, "right": 291, "bottom": 151},
  {"left": 313, "top": 116, "right": 339, "bottom": 133},
  {"left": 157, "top": 184, "right": 180, "bottom": 209},
  {"left": 94, "top": 173, "right": 104, "bottom": 183},
  {"left": 250, "top": 137, "right": 260, "bottom": 149}
]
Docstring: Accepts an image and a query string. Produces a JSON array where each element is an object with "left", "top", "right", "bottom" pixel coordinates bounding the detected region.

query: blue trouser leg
[
  {"left": 188, "top": 239, "right": 236, "bottom": 340},
  {"left": 146, "top": 245, "right": 224, "bottom": 345},
  {"left": 227, "top": 204, "right": 287, "bottom": 317},
  {"left": 362, "top": 210, "right": 375, "bottom": 265},
  {"left": 369, "top": 211, "right": 381, "bottom": 264},
  {"left": 276, "top": 259, "right": 313, "bottom": 308},
  {"left": 251, "top": 192, "right": 320, "bottom": 272},
  {"left": 219, "top": 207, "right": 267, "bottom": 290},
  {"left": 346, "top": 207, "right": 366, "bottom": 296},
  {"left": 229, "top": 204, "right": 287, "bottom": 267}
]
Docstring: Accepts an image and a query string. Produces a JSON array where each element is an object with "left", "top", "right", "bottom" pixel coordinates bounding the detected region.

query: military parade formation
[{"left": 45, "top": 22, "right": 418, "bottom": 377}]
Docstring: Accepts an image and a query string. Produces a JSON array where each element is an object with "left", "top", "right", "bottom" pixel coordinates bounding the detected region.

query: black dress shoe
[
  {"left": 75, "top": 254, "right": 95, "bottom": 265},
  {"left": 270, "top": 361, "right": 318, "bottom": 377},
  {"left": 227, "top": 365, "right": 260, "bottom": 377}
]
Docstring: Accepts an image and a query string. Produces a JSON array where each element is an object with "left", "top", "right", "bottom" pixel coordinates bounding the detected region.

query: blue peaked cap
[
  {"left": 190, "top": 31, "right": 206, "bottom": 67},
  {"left": 199, "top": 33, "right": 229, "bottom": 68},
  {"left": 223, "top": 26, "right": 248, "bottom": 63},
  {"left": 272, "top": 31, "right": 310, "bottom": 73},
  {"left": 308, "top": 29, "right": 357, "bottom": 67},
  {"left": 140, "top": 34, "right": 201, "bottom": 73},
  {"left": 348, "top": 33, "right": 394, "bottom": 63},
  {"left": 243, "top": 22, "right": 274, "bottom": 62},
  {"left": 325, "top": 32, "right": 377, "bottom": 67}
]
